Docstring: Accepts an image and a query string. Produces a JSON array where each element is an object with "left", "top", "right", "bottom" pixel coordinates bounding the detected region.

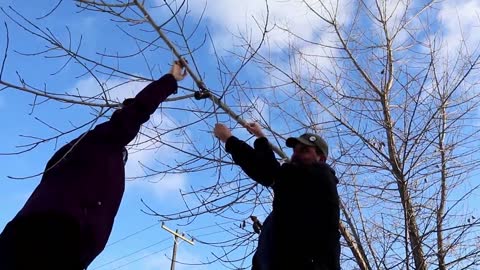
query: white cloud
[
  {"left": 71, "top": 76, "right": 150, "bottom": 104},
  {"left": 410, "top": 0, "right": 480, "bottom": 100},
  {"left": 243, "top": 96, "right": 269, "bottom": 123},
  {"left": 151, "top": 173, "right": 187, "bottom": 197},
  {"left": 125, "top": 112, "right": 189, "bottom": 197},
  {"left": 437, "top": 0, "right": 480, "bottom": 60},
  {"left": 368, "top": 0, "right": 413, "bottom": 48},
  {"left": 180, "top": 0, "right": 352, "bottom": 54},
  {"left": 187, "top": 0, "right": 352, "bottom": 89}
]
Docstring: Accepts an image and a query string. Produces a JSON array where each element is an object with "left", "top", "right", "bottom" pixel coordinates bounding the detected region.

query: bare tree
[
  {"left": 1, "top": 0, "right": 479, "bottom": 269},
  {"left": 238, "top": 0, "right": 480, "bottom": 269}
]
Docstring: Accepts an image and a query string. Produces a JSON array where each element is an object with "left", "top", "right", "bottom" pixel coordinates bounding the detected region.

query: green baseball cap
[{"left": 286, "top": 133, "right": 329, "bottom": 157}]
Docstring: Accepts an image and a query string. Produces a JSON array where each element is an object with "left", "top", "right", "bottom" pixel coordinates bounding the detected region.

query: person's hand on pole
[
  {"left": 214, "top": 123, "right": 233, "bottom": 143},
  {"left": 169, "top": 60, "right": 188, "bottom": 81},
  {"left": 246, "top": 122, "right": 265, "bottom": 138}
]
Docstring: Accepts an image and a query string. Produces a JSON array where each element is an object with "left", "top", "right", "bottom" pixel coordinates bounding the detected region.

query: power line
[
  {"left": 101, "top": 223, "right": 259, "bottom": 270},
  {"left": 103, "top": 229, "right": 233, "bottom": 270},
  {"left": 97, "top": 217, "right": 268, "bottom": 269},
  {"left": 105, "top": 215, "right": 267, "bottom": 249},
  {"left": 93, "top": 237, "right": 171, "bottom": 269},
  {"left": 104, "top": 219, "right": 234, "bottom": 249},
  {"left": 194, "top": 229, "right": 230, "bottom": 238},
  {"left": 105, "top": 221, "right": 160, "bottom": 248},
  {"left": 184, "top": 219, "right": 238, "bottom": 233},
  {"left": 96, "top": 226, "right": 229, "bottom": 269},
  {"left": 108, "top": 245, "right": 173, "bottom": 270},
  {"left": 96, "top": 220, "right": 235, "bottom": 269}
]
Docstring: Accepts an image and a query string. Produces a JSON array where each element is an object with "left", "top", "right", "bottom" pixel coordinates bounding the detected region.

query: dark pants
[
  {"left": 0, "top": 213, "right": 84, "bottom": 270},
  {"left": 251, "top": 212, "right": 334, "bottom": 270},
  {"left": 252, "top": 213, "right": 274, "bottom": 270}
]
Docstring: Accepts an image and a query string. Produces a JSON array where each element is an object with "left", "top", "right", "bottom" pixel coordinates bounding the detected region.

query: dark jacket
[
  {"left": 226, "top": 136, "right": 341, "bottom": 270},
  {"left": 2, "top": 74, "right": 178, "bottom": 267}
]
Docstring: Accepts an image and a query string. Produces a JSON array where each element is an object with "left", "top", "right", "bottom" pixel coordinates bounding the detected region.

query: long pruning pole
[{"left": 133, "top": 0, "right": 288, "bottom": 160}]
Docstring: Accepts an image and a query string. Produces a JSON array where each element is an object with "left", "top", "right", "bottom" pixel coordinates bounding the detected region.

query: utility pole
[{"left": 162, "top": 223, "right": 194, "bottom": 270}]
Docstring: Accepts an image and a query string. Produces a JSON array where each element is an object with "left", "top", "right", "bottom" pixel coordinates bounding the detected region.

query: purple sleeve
[{"left": 87, "top": 74, "right": 178, "bottom": 147}]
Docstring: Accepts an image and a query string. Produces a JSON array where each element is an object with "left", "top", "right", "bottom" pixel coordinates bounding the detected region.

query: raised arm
[
  {"left": 214, "top": 123, "right": 280, "bottom": 186},
  {"left": 43, "top": 62, "right": 187, "bottom": 170},
  {"left": 87, "top": 61, "right": 187, "bottom": 147}
]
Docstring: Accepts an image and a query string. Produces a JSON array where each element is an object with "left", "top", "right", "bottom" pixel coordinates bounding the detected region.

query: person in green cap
[{"left": 214, "top": 122, "right": 340, "bottom": 270}]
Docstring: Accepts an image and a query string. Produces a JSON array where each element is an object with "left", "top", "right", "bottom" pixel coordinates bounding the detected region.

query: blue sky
[{"left": 1, "top": 0, "right": 480, "bottom": 269}]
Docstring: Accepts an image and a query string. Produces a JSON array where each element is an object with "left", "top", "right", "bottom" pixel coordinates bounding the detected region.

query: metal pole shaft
[{"left": 170, "top": 234, "right": 178, "bottom": 270}]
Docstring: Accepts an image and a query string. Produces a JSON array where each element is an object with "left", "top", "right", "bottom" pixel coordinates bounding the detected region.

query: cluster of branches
[{"left": 1, "top": 0, "right": 480, "bottom": 269}]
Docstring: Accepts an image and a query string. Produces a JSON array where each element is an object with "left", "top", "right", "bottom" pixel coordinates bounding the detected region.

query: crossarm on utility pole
[
  {"left": 162, "top": 223, "right": 195, "bottom": 245},
  {"left": 162, "top": 223, "right": 194, "bottom": 270}
]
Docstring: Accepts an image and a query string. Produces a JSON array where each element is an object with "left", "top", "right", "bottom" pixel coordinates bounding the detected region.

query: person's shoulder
[
  {"left": 309, "top": 162, "right": 331, "bottom": 171},
  {"left": 311, "top": 163, "right": 339, "bottom": 183},
  {"left": 280, "top": 162, "right": 333, "bottom": 176},
  {"left": 253, "top": 136, "right": 270, "bottom": 148},
  {"left": 317, "top": 162, "right": 335, "bottom": 172}
]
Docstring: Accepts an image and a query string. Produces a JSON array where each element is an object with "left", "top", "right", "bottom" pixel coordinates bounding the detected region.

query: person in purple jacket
[{"left": 0, "top": 61, "right": 187, "bottom": 270}]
